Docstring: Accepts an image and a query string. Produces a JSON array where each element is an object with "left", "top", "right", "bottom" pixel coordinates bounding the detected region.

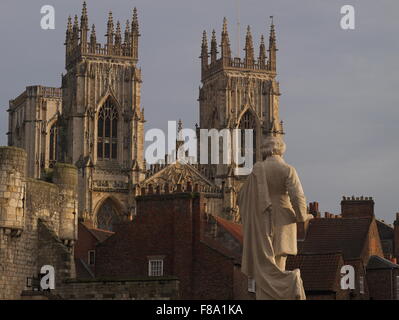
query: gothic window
[
  {"left": 97, "top": 98, "right": 118, "bottom": 160},
  {"left": 239, "top": 111, "right": 257, "bottom": 165},
  {"left": 96, "top": 198, "right": 121, "bottom": 231},
  {"left": 49, "top": 123, "right": 57, "bottom": 166}
]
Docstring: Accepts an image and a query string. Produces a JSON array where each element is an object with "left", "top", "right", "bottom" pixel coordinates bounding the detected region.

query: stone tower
[
  {"left": 198, "top": 18, "right": 284, "bottom": 221},
  {"left": 60, "top": 3, "right": 145, "bottom": 228}
]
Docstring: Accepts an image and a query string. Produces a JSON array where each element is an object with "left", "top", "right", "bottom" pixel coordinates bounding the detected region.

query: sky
[{"left": 0, "top": 0, "right": 398, "bottom": 223}]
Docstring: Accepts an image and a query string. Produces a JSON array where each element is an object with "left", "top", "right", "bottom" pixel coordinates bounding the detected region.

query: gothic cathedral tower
[
  {"left": 198, "top": 18, "right": 284, "bottom": 221},
  {"left": 60, "top": 3, "right": 145, "bottom": 229}
]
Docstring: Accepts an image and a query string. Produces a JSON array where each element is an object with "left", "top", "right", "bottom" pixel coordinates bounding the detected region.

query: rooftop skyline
[{"left": 0, "top": 0, "right": 398, "bottom": 222}]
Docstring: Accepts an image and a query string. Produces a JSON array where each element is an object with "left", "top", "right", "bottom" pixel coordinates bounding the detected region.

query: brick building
[
  {"left": 92, "top": 189, "right": 253, "bottom": 300},
  {"left": 286, "top": 197, "right": 399, "bottom": 300}
]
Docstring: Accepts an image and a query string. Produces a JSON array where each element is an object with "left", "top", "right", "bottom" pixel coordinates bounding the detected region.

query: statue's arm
[{"left": 286, "top": 166, "right": 311, "bottom": 222}]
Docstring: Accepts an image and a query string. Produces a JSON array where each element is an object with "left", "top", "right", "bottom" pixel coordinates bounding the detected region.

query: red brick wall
[
  {"left": 74, "top": 222, "right": 98, "bottom": 273},
  {"left": 233, "top": 266, "right": 255, "bottom": 300},
  {"left": 341, "top": 199, "right": 374, "bottom": 218},
  {"left": 94, "top": 193, "right": 246, "bottom": 300},
  {"left": 192, "top": 242, "right": 234, "bottom": 299},
  {"left": 95, "top": 195, "right": 178, "bottom": 280},
  {"left": 367, "top": 269, "right": 397, "bottom": 300}
]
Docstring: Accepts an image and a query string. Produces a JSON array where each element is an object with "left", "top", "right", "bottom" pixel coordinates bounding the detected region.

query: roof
[
  {"left": 299, "top": 217, "right": 372, "bottom": 260},
  {"left": 367, "top": 255, "right": 399, "bottom": 270},
  {"left": 214, "top": 216, "right": 243, "bottom": 244},
  {"left": 286, "top": 253, "right": 343, "bottom": 292},
  {"left": 376, "top": 220, "right": 394, "bottom": 240},
  {"left": 87, "top": 227, "right": 114, "bottom": 243},
  {"left": 74, "top": 258, "right": 95, "bottom": 279},
  {"left": 81, "top": 222, "right": 114, "bottom": 243}
]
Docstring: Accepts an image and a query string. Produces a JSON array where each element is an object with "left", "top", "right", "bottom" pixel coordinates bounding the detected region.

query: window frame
[
  {"left": 97, "top": 98, "right": 119, "bottom": 161},
  {"left": 88, "top": 250, "right": 96, "bottom": 266},
  {"left": 148, "top": 259, "right": 164, "bottom": 277}
]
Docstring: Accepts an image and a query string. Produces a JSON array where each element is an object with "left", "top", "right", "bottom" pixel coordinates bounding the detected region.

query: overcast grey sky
[{"left": 0, "top": 0, "right": 398, "bottom": 223}]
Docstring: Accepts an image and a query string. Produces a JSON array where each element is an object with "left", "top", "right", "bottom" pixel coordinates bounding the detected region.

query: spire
[
  {"left": 72, "top": 15, "right": 80, "bottom": 46},
  {"left": 130, "top": 7, "right": 140, "bottom": 62},
  {"left": 176, "top": 119, "right": 185, "bottom": 161},
  {"left": 124, "top": 20, "right": 131, "bottom": 44},
  {"left": 80, "top": 1, "right": 88, "bottom": 30},
  {"left": 115, "top": 21, "right": 122, "bottom": 46},
  {"left": 80, "top": 2, "right": 89, "bottom": 51},
  {"left": 201, "top": 31, "right": 208, "bottom": 69},
  {"left": 106, "top": 11, "right": 114, "bottom": 54},
  {"left": 244, "top": 25, "right": 254, "bottom": 67},
  {"left": 220, "top": 17, "right": 231, "bottom": 62},
  {"left": 131, "top": 7, "right": 139, "bottom": 34},
  {"left": 210, "top": 29, "right": 218, "bottom": 63},
  {"left": 268, "top": 16, "right": 278, "bottom": 72},
  {"left": 258, "top": 34, "right": 266, "bottom": 68},
  {"left": 65, "top": 16, "right": 73, "bottom": 46},
  {"left": 90, "top": 24, "right": 96, "bottom": 52},
  {"left": 106, "top": 11, "right": 114, "bottom": 43}
]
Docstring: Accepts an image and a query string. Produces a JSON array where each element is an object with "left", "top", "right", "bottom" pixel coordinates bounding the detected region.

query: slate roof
[
  {"left": 376, "top": 220, "right": 394, "bottom": 240},
  {"left": 367, "top": 255, "right": 399, "bottom": 270}
]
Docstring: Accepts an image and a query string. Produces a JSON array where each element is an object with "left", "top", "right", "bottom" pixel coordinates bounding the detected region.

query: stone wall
[
  {"left": 55, "top": 278, "right": 179, "bottom": 300},
  {"left": 0, "top": 147, "right": 78, "bottom": 299}
]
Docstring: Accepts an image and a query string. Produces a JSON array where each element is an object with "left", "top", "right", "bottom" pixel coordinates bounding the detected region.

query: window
[
  {"left": 49, "top": 123, "right": 57, "bottom": 165},
  {"left": 88, "top": 250, "right": 95, "bottom": 265},
  {"left": 359, "top": 276, "right": 364, "bottom": 295},
  {"left": 96, "top": 198, "right": 121, "bottom": 232},
  {"left": 239, "top": 111, "right": 257, "bottom": 165},
  {"left": 248, "top": 278, "right": 256, "bottom": 293},
  {"left": 148, "top": 259, "right": 164, "bottom": 277},
  {"left": 97, "top": 98, "right": 118, "bottom": 160},
  {"left": 396, "top": 276, "right": 399, "bottom": 300}
]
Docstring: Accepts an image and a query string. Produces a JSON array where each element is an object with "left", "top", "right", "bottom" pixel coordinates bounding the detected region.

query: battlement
[
  {"left": 200, "top": 17, "right": 277, "bottom": 81},
  {"left": 65, "top": 2, "right": 140, "bottom": 69},
  {"left": 134, "top": 181, "right": 222, "bottom": 197}
]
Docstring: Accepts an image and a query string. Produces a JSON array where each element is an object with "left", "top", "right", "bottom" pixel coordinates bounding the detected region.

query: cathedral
[{"left": 7, "top": 2, "right": 283, "bottom": 228}]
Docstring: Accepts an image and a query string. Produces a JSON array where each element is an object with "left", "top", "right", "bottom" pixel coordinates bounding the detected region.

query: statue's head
[{"left": 261, "top": 136, "right": 286, "bottom": 160}]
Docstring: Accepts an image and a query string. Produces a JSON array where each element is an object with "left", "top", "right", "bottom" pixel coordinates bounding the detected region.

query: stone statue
[{"left": 238, "top": 136, "right": 313, "bottom": 300}]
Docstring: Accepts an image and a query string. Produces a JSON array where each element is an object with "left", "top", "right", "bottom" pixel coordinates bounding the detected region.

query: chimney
[
  {"left": 309, "top": 201, "right": 319, "bottom": 216},
  {"left": 341, "top": 196, "right": 374, "bottom": 218},
  {"left": 298, "top": 201, "right": 319, "bottom": 240}
]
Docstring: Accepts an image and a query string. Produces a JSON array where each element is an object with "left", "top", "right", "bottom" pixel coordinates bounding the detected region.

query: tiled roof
[
  {"left": 367, "top": 255, "right": 399, "bottom": 270},
  {"left": 286, "top": 253, "right": 343, "bottom": 292},
  {"left": 87, "top": 227, "right": 114, "bottom": 243},
  {"left": 299, "top": 217, "right": 372, "bottom": 260},
  {"left": 214, "top": 216, "right": 243, "bottom": 244}
]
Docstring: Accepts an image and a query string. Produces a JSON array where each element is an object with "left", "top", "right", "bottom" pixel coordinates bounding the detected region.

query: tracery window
[
  {"left": 239, "top": 111, "right": 257, "bottom": 165},
  {"left": 49, "top": 123, "right": 57, "bottom": 166},
  {"left": 97, "top": 98, "right": 118, "bottom": 160},
  {"left": 96, "top": 198, "right": 121, "bottom": 231}
]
